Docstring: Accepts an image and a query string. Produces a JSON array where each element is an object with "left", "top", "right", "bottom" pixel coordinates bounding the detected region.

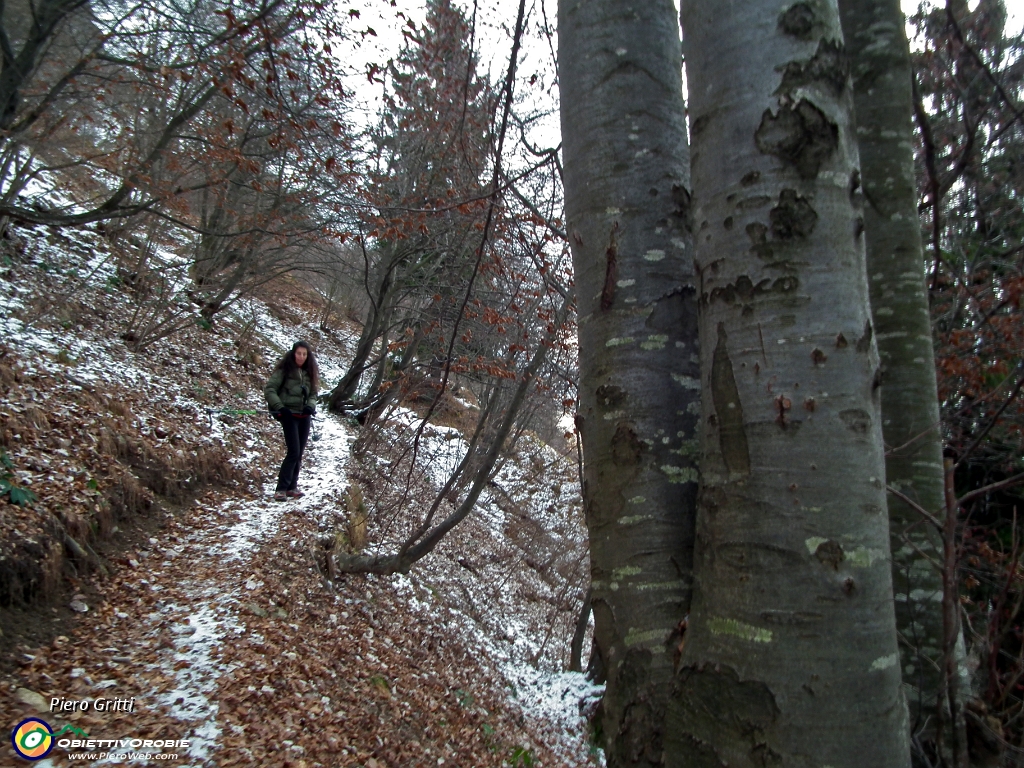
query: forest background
[{"left": 1, "top": 0, "right": 1024, "bottom": 765}]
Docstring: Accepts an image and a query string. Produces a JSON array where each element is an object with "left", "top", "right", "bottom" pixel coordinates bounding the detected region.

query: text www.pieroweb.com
[{"left": 65, "top": 751, "right": 178, "bottom": 761}]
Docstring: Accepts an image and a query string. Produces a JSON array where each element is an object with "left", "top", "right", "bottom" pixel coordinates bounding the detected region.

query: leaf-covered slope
[{"left": 0, "top": 222, "right": 599, "bottom": 766}]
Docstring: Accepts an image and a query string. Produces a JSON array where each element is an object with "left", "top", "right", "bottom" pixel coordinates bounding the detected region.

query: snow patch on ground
[
  {"left": 363, "top": 402, "right": 598, "bottom": 763},
  {"left": 152, "top": 603, "right": 227, "bottom": 764}
]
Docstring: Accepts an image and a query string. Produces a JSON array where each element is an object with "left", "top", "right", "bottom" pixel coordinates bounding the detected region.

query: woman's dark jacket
[{"left": 264, "top": 366, "right": 318, "bottom": 413}]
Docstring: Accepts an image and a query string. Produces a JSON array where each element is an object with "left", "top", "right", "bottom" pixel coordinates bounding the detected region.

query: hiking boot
[
  {"left": 287, "top": 488, "right": 305, "bottom": 499},
  {"left": 274, "top": 491, "right": 287, "bottom": 502}
]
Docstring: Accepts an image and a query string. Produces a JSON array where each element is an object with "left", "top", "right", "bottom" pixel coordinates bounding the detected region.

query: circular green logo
[{"left": 11, "top": 717, "right": 54, "bottom": 760}]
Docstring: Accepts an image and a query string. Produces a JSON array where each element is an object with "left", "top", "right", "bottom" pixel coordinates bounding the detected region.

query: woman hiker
[{"left": 264, "top": 340, "right": 319, "bottom": 501}]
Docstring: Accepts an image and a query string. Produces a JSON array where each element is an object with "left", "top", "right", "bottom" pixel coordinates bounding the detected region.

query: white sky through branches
[
  {"left": 338, "top": 0, "right": 1024, "bottom": 148},
  {"left": 903, "top": 0, "right": 1024, "bottom": 35}
]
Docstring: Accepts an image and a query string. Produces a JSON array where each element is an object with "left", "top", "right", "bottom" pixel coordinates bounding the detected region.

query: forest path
[
  {"left": 6, "top": 413, "right": 351, "bottom": 766},
  {"left": 5, "top": 411, "right": 557, "bottom": 767}
]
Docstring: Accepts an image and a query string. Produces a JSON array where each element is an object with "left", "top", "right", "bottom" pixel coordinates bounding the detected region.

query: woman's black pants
[{"left": 276, "top": 414, "right": 311, "bottom": 492}]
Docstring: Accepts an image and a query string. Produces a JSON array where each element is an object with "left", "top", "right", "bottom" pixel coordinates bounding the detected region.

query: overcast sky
[
  {"left": 336, "top": 0, "right": 1024, "bottom": 152},
  {"left": 903, "top": 0, "right": 1024, "bottom": 33}
]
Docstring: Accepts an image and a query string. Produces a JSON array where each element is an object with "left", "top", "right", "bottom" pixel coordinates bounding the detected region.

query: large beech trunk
[
  {"left": 558, "top": 1, "right": 698, "bottom": 764},
  {"left": 837, "top": 0, "right": 962, "bottom": 761},
  {"left": 668, "top": 2, "right": 910, "bottom": 765}
]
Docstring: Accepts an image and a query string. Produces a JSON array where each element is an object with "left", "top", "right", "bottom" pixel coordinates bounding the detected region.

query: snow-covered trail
[
  {"left": 25, "top": 413, "right": 353, "bottom": 767},
  {"left": 146, "top": 412, "right": 353, "bottom": 764},
  {"left": 214, "top": 412, "right": 352, "bottom": 564},
  {"left": 6, "top": 406, "right": 600, "bottom": 767},
  {"left": 0, "top": 223, "right": 597, "bottom": 766}
]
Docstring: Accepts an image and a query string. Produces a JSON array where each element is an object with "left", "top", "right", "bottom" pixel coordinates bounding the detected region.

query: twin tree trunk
[
  {"left": 329, "top": 261, "right": 398, "bottom": 410},
  {"left": 837, "top": 0, "right": 960, "bottom": 761},
  {"left": 559, "top": 0, "right": 698, "bottom": 763},
  {"left": 666, "top": 1, "right": 910, "bottom": 765}
]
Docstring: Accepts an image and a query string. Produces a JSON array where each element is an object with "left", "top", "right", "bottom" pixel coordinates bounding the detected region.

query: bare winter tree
[
  {"left": 0, "top": 0, "right": 353, "bottom": 231},
  {"left": 328, "top": 0, "right": 493, "bottom": 412},
  {"left": 328, "top": 0, "right": 583, "bottom": 578}
]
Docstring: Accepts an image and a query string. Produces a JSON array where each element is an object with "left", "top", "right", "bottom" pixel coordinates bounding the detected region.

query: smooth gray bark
[
  {"left": 837, "top": 0, "right": 957, "bottom": 761},
  {"left": 668, "top": 2, "right": 910, "bottom": 765},
  {"left": 559, "top": 1, "right": 697, "bottom": 764}
]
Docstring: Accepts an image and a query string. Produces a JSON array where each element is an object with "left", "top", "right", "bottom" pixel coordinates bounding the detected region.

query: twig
[
  {"left": 886, "top": 421, "right": 943, "bottom": 459},
  {"left": 945, "top": 6, "right": 1024, "bottom": 133},
  {"left": 941, "top": 457, "right": 968, "bottom": 767},
  {"left": 499, "top": 165, "right": 566, "bottom": 240},
  {"left": 957, "top": 471, "right": 1024, "bottom": 509},
  {"left": 887, "top": 484, "right": 944, "bottom": 532},
  {"left": 897, "top": 530, "right": 945, "bottom": 573},
  {"left": 912, "top": 73, "right": 946, "bottom": 293},
  {"left": 392, "top": 0, "right": 532, "bottom": 543}
]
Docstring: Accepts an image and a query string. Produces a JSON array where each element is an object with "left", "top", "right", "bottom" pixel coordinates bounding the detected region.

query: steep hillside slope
[{"left": 0, "top": 223, "right": 599, "bottom": 766}]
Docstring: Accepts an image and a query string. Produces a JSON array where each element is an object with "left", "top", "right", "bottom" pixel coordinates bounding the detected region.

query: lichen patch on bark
[
  {"left": 870, "top": 652, "right": 899, "bottom": 671},
  {"left": 661, "top": 465, "right": 699, "bottom": 484},
  {"left": 707, "top": 617, "right": 774, "bottom": 643}
]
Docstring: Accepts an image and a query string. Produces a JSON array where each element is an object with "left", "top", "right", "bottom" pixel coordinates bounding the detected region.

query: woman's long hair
[{"left": 273, "top": 340, "right": 320, "bottom": 391}]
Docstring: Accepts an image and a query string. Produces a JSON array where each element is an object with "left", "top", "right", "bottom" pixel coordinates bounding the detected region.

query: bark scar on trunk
[
  {"left": 711, "top": 323, "right": 751, "bottom": 474},
  {"left": 776, "top": 38, "right": 849, "bottom": 97},
  {"left": 755, "top": 99, "right": 839, "bottom": 180},
  {"left": 612, "top": 422, "right": 645, "bottom": 466},
  {"left": 770, "top": 189, "right": 818, "bottom": 239},
  {"left": 855, "top": 319, "right": 873, "bottom": 353},
  {"left": 601, "top": 222, "right": 620, "bottom": 311},
  {"left": 596, "top": 384, "right": 627, "bottom": 411},
  {"left": 779, "top": 2, "right": 816, "bottom": 39},
  {"left": 665, "top": 663, "right": 781, "bottom": 767},
  {"left": 614, "top": 649, "right": 665, "bottom": 766}
]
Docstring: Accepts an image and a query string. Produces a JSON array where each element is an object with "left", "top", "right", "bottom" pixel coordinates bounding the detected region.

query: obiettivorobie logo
[
  {"left": 10, "top": 718, "right": 191, "bottom": 761},
  {"left": 11, "top": 718, "right": 88, "bottom": 761}
]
